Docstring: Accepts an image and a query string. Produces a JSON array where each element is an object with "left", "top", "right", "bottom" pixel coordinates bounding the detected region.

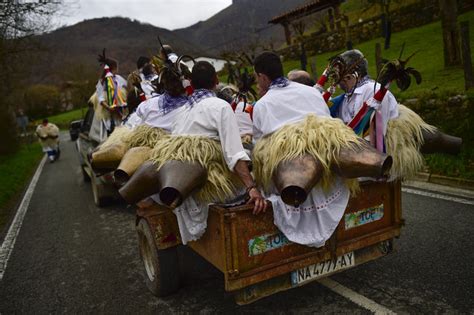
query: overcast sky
[{"left": 56, "top": 0, "right": 232, "bottom": 30}]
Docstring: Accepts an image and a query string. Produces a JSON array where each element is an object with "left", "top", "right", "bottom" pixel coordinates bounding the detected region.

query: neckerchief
[
  {"left": 159, "top": 92, "right": 188, "bottom": 115},
  {"left": 188, "top": 88, "right": 216, "bottom": 106},
  {"left": 268, "top": 77, "right": 290, "bottom": 90}
]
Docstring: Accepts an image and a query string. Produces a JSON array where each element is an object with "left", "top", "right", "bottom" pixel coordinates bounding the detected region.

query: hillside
[
  {"left": 30, "top": 1, "right": 313, "bottom": 84},
  {"left": 32, "top": 17, "right": 201, "bottom": 83},
  {"left": 175, "top": 0, "right": 309, "bottom": 55}
]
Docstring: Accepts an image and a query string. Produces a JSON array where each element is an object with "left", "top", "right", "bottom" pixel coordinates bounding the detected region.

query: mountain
[
  {"left": 33, "top": 17, "right": 201, "bottom": 83},
  {"left": 31, "top": 1, "right": 311, "bottom": 84},
  {"left": 175, "top": 0, "right": 309, "bottom": 55}
]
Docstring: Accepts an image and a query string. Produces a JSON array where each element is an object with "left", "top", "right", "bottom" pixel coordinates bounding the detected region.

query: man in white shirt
[
  {"left": 166, "top": 61, "right": 267, "bottom": 243},
  {"left": 134, "top": 65, "right": 188, "bottom": 132},
  {"left": 253, "top": 57, "right": 330, "bottom": 140},
  {"left": 331, "top": 49, "right": 399, "bottom": 136},
  {"left": 252, "top": 52, "right": 353, "bottom": 248},
  {"left": 95, "top": 57, "right": 128, "bottom": 136}
]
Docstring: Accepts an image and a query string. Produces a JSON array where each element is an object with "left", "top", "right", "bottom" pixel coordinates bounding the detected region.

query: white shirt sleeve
[
  {"left": 116, "top": 75, "right": 127, "bottom": 89},
  {"left": 214, "top": 104, "right": 250, "bottom": 170},
  {"left": 252, "top": 101, "right": 264, "bottom": 141},
  {"left": 135, "top": 100, "right": 146, "bottom": 120},
  {"left": 96, "top": 80, "right": 105, "bottom": 103}
]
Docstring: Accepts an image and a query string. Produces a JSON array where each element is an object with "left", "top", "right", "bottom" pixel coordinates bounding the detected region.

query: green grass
[
  {"left": 0, "top": 142, "right": 44, "bottom": 230},
  {"left": 43, "top": 108, "right": 86, "bottom": 130},
  {"left": 425, "top": 149, "right": 474, "bottom": 180},
  {"left": 282, "top": 10, "right": 474, "bottom": 100}
]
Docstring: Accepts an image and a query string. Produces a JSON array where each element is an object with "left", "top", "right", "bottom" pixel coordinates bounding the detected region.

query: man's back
[{"left": 253, "top": 81, "right": 330, "bottom": 139}]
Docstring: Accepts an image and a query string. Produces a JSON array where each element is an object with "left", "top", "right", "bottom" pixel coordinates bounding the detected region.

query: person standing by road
[{"left": 36, "top": 118, "right": 60, "bottom": 163}]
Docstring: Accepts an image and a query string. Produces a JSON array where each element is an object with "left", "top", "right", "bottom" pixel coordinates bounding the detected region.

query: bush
[{"left": 24, "top": 84, "right": 61, "bottom": 120}]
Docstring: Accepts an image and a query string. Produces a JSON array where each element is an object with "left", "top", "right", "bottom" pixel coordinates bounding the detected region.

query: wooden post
[
  {"left": 460, "top": 21, "right": 474, "bottom": 90},
  {"left": 334, "top": 4, "right": 342, "bottom": 30},
  {"left": 328, "top": 7, "right": 335, "bottom": 31},
  {"left": 439, "top": 0, "right": 461, "bottom": 67},
  {"left": 375, "top": 42, "right": 382, "bottom": 76},
  {"left": 282, "top": 21, "right": 292, "bottom": 46},
  {"left": 310, "top": 58, "right": 317, "bottom": 78}
]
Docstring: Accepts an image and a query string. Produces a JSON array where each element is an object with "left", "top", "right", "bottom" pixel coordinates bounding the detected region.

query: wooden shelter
[{"left": 268, "top": 0, "right": 345, "bottom": 45}]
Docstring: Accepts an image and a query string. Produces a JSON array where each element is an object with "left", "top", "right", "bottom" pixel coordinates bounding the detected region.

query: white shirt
[
  {"left": 253, "top": 81, "right": 330, "bottom": 139},
  {"left": 122, "top": 112, "right": 143, "bottom": 130},
  {"left": 135, "top": 95, "right": 183, "bottom": 132},
  {"left": 234, "top": 101, "right": 253, "bottom": 136},
  {"left": 95, "top": 75, "right": 127, "bottom": 104},
  {"left": 164, "top": 95, "right": 249, "bottom": 245},
  {"left": 337, "top": 80, "right": 399, "bottom": 135},
  {"left": 173, "top": 97, "right": 250, "bottom": 171},
  {"left": 252, "top": 81, "right": 349, "bottom": 248}
]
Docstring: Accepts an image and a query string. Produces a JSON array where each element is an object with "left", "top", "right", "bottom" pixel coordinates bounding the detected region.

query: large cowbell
[
  {"left": 272, "top": 141, "right": 393, "bottom": 207},
  {"left": 114, "top": 146, "right": 151, "bottom": 185},
  {"left": 332, "top": 141, "right": 393, "bottom": 178},
  {"left": 273, "top": 154, "right": 323, "bottom": 207},
  {"left": 420, "top": 129, "right": 462, "bottom": 155},
  {"left": 91, "top": 143, "right": 127, "bottom": 171},
  {"left": 118, "top": 160, "right": 207, "bottom": 207}
]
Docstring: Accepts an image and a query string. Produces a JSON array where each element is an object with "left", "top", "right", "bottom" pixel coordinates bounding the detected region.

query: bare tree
[
  {"left": 439, "top": 0, "right": 461, "bottom": 67},
  {"left": 0, "top": 1, "right": 63, "bottom": 154}
]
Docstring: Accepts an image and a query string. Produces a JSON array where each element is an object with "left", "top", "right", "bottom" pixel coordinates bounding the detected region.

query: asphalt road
[{"left": 0, "top": 135, "right": 473, "bottom": 314}]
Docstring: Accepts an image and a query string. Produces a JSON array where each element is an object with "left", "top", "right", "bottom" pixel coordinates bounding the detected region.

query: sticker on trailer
[
  {"left": 291, "top": 252, "right": 355, "bottom": 286},
  {"left": 344, "top": 204, "right": 384, "bottom": 230},
  {"left": 248, "top": 232, "right": 291, "bottom": 256}
]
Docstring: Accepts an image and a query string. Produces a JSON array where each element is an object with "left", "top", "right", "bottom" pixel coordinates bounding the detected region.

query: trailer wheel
[
  {"left": 91, "top": 176, "right": 111, "bottom": 207},
  {"left": 137, "top": 218, "right": 180, "bottom": 297},
  {"left": 82, "top": 166, "right": 91, "bottom": 182}
]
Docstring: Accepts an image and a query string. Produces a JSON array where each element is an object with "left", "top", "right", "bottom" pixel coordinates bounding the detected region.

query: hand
[{"left": 246, "top": 187, "right": 268, "bottom": 215}]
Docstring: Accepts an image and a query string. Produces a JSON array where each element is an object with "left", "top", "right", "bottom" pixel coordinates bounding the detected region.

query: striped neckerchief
[
  {"left": 159, "top": 92, "right": 189, "bottom": 115},
  {"left": 268, "top": 77, "right": 290, "bottom": 90},
  {"left": 188, "top": 88, "right": 216, "bottom": 106}
]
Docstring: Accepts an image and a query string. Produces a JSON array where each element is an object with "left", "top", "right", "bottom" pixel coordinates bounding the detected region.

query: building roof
[{"left": 268, "top": 0, "right": 344, "bottom": 24}]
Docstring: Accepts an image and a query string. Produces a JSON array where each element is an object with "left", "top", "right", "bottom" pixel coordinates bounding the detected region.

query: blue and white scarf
[
  {"left": 268, "top": 77, "right": 290, "bottom": 90},
  {"left": 188, "top": 89, "right": 216, "bottom": 106},
  {"left": 159, "top": 92, "right": 189, "bottom": 115}
]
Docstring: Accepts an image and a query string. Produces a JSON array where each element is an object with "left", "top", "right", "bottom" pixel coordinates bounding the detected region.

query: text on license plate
[{"left": 291, "top": 252, "right": 355, "bottom": 286}]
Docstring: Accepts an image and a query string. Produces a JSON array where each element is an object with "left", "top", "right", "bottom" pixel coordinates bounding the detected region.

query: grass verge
[
  {"left": 0, "top": 142, "right": 44, "bottom": 231},
  {"left": 36, "top": 108, "right": 86, "bottom": 130}
]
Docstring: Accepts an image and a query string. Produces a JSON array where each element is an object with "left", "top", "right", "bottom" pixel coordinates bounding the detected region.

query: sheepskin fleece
[
  {"left": 386, "top": 104, "right": 437, "bottom": 179},
  {"left": 149, "top": 136, "right": 243, "bottom": 202},
  {"left": 253, "top": 114, "right": 361, "bottom": 194}
]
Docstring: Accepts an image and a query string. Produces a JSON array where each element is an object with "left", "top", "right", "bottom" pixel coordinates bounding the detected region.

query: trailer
[{"left": 136, "top": 180, "right": 402, "bottom": 304}]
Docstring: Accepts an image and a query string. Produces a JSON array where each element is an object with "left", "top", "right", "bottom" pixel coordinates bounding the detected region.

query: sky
[{"left": 56, "top": 0, "right": 232, "bottom": 30}]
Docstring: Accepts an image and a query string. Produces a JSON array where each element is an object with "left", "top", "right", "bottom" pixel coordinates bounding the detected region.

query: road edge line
[
  {"left": 0, "top": 155, "right": 47, "bottom": 281},
  {"left": 402, "top": 187, "right": 474, "bottom": 205},
  {"left": 318, "top": 278, "right": 396, "bottom": 315}
]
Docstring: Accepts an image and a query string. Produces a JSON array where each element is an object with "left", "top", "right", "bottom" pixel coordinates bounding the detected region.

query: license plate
[{"left": 291, "top": 252, "right": 355, "bottom": 286}]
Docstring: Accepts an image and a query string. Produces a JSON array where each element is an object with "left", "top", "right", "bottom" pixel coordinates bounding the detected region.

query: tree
[
  {"left": 0, "top": 1, "right": 62, "bottom": 154},
  {"left": 439, "top": 0, "right": 461, "bottom": 67},
  {"left": 24, "top": 84, "right": 61, "bottom": 119},
  {"left": 366, "top": 0, "right": 398, "bottom": 50}
]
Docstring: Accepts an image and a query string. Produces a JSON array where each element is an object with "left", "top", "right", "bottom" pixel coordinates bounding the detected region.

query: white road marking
[
  {"left": 402, "top": 187, "right": 474, "bottom": 205},
  {"left": 0, "top": 155, "right": 47, "bottom": 281},
  {"left": 318, "top": 278, "right": 396, "bottom": 314}
]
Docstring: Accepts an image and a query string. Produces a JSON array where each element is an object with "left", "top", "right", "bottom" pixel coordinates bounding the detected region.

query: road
[{"left": 0, "top": 135, "right": 473, "bottom": 314}]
